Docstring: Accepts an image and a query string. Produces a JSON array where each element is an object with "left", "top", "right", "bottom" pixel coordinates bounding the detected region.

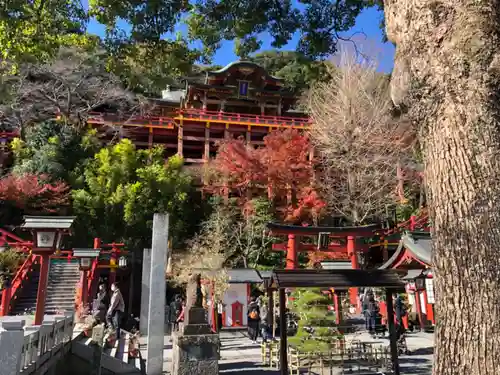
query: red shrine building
[
  {"left": 380, "top": 232, "right": 434, "bottom": 330},
  {"left": 87, "top": 61, "right": 311, "bottom": 165}
]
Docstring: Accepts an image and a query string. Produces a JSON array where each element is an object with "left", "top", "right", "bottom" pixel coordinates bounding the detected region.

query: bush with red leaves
[
  {"left": 0, "top": 173, "right": 70, "bottom": 213},
  {"left": 207, "top": 128, "right": 325, "bottom": 223}
]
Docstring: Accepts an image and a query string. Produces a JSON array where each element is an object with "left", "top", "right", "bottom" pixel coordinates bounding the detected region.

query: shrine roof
[
  {"left": 207, "top": 61, "right": 283, "bottom": 82},
  {"left": 379, "top": 232, "right": 432, "bottom": 270},
  {"left": 271, "top": 269, "right": 403, "bottom": 289},
  {"left": 266, "top": 222, "right": 380, "bottom": 236},
  {"left": 227, "top": 268, "right": 262, "bottom": 284}
]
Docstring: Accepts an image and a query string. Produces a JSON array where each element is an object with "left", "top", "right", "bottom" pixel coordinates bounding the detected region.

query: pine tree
[{"left": 288, "top": 288, "right": 341, "bottom": 353}]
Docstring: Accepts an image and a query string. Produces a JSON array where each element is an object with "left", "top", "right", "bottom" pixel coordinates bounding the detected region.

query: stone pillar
[
  {"left": 146, "top": 214, "right": 169, "bottom": 375},
  {"left": 140, "top": 248, "right": 151, "bottom": 335},
  {"left": 0, "top": 320, "right": 25, "bottom": 375}
]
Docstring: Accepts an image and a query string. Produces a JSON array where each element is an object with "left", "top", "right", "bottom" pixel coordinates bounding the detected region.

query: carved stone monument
[{"left": 171, "top": 273, "right": 219, "bottom": 375}]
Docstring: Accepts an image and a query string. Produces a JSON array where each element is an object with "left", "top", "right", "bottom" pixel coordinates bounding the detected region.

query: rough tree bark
[{"left": 385, "top": 1, "right": 500, "bottom": 374}]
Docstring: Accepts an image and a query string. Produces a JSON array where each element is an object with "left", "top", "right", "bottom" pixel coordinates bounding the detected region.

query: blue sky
[{"left": 87, "top": 6, "right": 394, "bottom": 73}]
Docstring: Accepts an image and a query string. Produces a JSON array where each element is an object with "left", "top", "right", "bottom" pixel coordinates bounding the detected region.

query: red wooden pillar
[
  {"left": 81, "top": 270, "right": 88, "bottom": 308},
  {"left": 409, "top": 215, "right": 416, "bottom": 231},
  {"left": 34, "top": 254, "right": 50, "bottom": 325},
  {"left": 402, "top": 315, "right": 409, "bottom": 329},
  {"left": 109, "top": 245, "right": 117, "bottom": 287},
  {"left": 348, "top": 236, "right": 359, "bottom": 309},
  {"left": 333, "top": 291, "right": 342, "bottom": 325},
  {"left": 422, "top": 288, "right": 431, "bottom": 324},
  {"left": 286, "top": 234, "right": 298, "bottom": 269},
  {"left": 89, "top": 238, "right": 101, "bottom": 299},
  {"left": 0, "top": 285, "right": 11, "bottom": 316},
  {"left": 414, "top": 291, "right": 425, "bottom": 330}
]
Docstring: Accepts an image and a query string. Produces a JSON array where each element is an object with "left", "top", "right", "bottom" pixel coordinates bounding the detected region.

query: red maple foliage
[
  {"left": 207, "top": 128, "right": 326, "bottom": 223},
  {"left": 0, "top": 173, "right": 70, "bottom": 213}
]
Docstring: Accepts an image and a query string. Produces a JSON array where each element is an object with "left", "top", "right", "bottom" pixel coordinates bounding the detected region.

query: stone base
[{"left": 171, "top": 332, "right": 219, "bottom": 375}]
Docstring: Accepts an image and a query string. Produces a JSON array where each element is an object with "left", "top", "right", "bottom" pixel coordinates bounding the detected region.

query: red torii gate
[{"left": 267, "top": 223, "right": 380, "bottom": 308}]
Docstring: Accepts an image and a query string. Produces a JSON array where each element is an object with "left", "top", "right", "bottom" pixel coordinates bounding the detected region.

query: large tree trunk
[{"left": 385, "top": 1, "right": 500, "bottom": 374}]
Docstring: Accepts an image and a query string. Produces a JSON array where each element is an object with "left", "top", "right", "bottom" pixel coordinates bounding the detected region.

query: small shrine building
[{"left": 380, "top": 232, "right": 434, "bottom": 329}]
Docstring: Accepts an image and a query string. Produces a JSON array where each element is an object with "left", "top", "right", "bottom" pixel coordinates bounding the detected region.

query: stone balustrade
[{"left": 0, "top": 312, "right": 74, "bottom": 375}]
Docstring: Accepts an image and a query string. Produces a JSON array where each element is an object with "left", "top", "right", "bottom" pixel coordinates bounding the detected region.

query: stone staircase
[
  {"left": 45, "top": 259, "right": 80, "bottom": 314},
  {"left": 72, "top": 330, "right": 143, "bottom": 374},
  {"left": 10, "top": 262, "right": 40, "bottom": 315},
  {"left": 10, "top": 259, "right": 80, "bottom": 315}
]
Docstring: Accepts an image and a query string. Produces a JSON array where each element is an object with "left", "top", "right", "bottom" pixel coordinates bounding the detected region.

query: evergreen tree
[{"left": 288, "top": 288, "right": 341, "bottom": 353}]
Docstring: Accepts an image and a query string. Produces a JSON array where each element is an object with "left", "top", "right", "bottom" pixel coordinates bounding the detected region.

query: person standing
[
  {"left": 217, "top": 301, "right": 224, "bottom": 332},
  {"left": 170, "top": 295, "right": 182, "bottom": 333},
  {"left": 107, "top": 282, "right": 125, "bottom": 339},
  {"left": 176, "top": 299, "right": 186, "bottom": 329},
  {"left": 94, "top": 284, "right": 109, "bottom": 325},
  {"left": 247, "top": 296, "right": 260, "bottom": 344}
]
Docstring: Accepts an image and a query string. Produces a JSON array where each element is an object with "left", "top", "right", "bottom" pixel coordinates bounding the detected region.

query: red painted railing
[
  {"left": 178, "top": 108, "right": 311, "bottom": 127},
  {"left": 0, "top": 254, "right": 38, "bottom": 316},
  {"left": 87, "top": 109, "right": 312, "bottom": 129},
  {"left": 87, "top": 112, "right": 176, "bottom": 128}
]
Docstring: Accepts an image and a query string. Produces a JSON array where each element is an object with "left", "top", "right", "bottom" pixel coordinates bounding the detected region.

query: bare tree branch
[
  {"left": 0, "top": 47, "right": 149, "bottom": 133},
  {"left": 308, "top": 50, "right": 418, "bottom": 223}
]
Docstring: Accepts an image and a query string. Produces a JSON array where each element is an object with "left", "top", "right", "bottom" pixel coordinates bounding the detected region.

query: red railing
[
  {"left": 87, "top": 112, "right": 176, "bottom": 128},
  {"left": 178, "top": 108, "right": 311, "bottom": 127},
  {"left": 87, "top": 109, "right": 312, "bottom": 129},
  {"left": 0, "top": 254, "right": 37, "bottom": 316}
]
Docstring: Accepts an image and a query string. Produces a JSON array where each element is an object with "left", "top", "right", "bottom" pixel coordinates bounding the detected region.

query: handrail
[
  {"left": 178, "top": 108, "right": 311, "bottom": 123},
  {"left": 87, "top": 112, "right": 177, "bottom": 124},
  {"left": 1, "top": 254, "right": 36, "bottom": 315},
  {"left": 17, "top": 313, "right": 74, "bottom": 373},
  {"left": 87, "top": 109, "right": 312, "bottom": 127},
  {"left": 0, "top": 228, "right": 28, "bottom": 244}
]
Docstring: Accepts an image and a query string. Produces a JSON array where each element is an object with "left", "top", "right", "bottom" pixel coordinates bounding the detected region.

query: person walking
[
  {"left": 394, "top": 294, "right": 407, "bottom": 329},
  {"left": 367, "top": 294, "right": 379, "bottom": 335},
  {"left": 107, "top": 282, "right": 125, "bottom": 339},
  {"left": 247, "top": 296, "right": 260, "bottom": 344},
  {"left": 362, "top": 289, "right": 373, "bottom": 330},
  {"left": 217, "top": 301, "right": 224, "bottom": 332},
  {"left": 258, "top": 298, "right": 270, "bottom": 343},
  {"left": 170, "top": 295, "right": 182, "bottom": 333}
]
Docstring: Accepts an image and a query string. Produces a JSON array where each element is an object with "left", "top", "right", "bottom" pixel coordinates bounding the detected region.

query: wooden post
[
  {"left": 0, "top": 283, "right": 11, "bottom": 316},
  {"left": 109, "top": 246, "right": 117, "bottom": 287},
  {"left": 385, "top": 289, "right": 400, "bottom": 375},
  {"left": 348, "top": 236, "right": 359, "bottom": 308},
  {"left": 34, "top": 254, "right": 50, "bottom": 325},
  {"left": 178, "top": 123, "right": 183, "bottom": 157},
  {"left": 279, "top": 288, "right": 288, "bottom": 375},
  {"left": 286, "top": 235, "right": 298, "bottom": 270},
  {"left": 81, "top": 270, "right": 88, "bottom": 307},
  {"left": 204, "top": 125, "right": 210, "bottom": 161},
  {"left": 148, "top": 128, "right": 154, "bottom": 149},
  {"left": 267, "top": 289, "right": 273, "bottom": 335},
  {"left": 334, "top": 291, "right": 342, "bottom": 326},
  {"left": 414, "top": 290, "right": 425, "bottom": 330}
]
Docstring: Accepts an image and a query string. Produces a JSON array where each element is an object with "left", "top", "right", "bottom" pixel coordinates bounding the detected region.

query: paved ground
[{"left": 140, "top": 329, "right": 434, "bottom": 374}]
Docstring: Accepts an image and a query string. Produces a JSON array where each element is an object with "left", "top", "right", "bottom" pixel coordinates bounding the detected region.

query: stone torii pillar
[{"left": 146, "top": 214, "right": 169, "bottom": 375}]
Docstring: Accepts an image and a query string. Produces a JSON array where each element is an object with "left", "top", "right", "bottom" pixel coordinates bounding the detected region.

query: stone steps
[{"left": 73, "top": 330, "right": 143, "bottom": 374}]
